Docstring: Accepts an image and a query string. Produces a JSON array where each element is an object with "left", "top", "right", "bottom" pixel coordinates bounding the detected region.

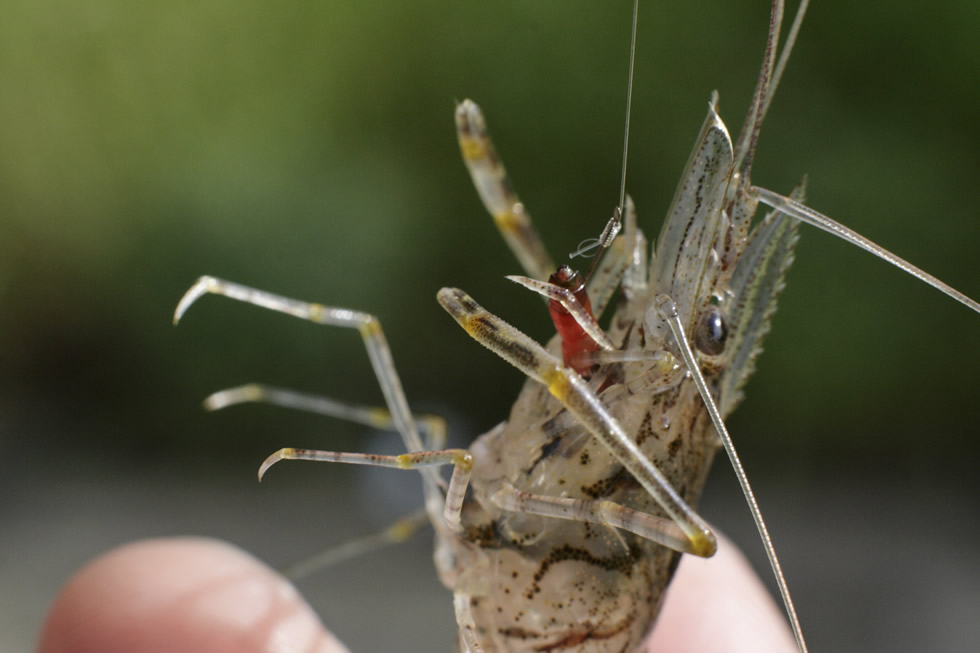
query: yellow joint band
[
  {"left": 458, "top": 136, "right": 486, "bottom": 160},
  {"left": 657, "top": 352, "right": 678, "bottom": 374},
  {"left": 691, "top": 532, "right": 718, "bottom": 557},
  {"left": 367, "top": 407, "right": 392, "bottom": 427},
  {"left": 360, "top": 318, "right": 382, "bottom": 337},
  {"left": 454, "top": 452, "right": 474, "bottom": 471},
  {"left": 460, "top": 315, "right": 482, "bottom": 339},
  {"left": 543, "top": 367, "right": 572, "bottom": 401},
  {"left": 492, "top": 210, "right": 522, "bottom": 233},
  {"left": 387, "top": 519, "right": 418, "bottom": 541}
]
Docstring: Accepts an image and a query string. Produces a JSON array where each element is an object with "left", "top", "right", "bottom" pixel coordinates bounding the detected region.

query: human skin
[{"left": 37, "top": 535, "right": 797, "bottom": 653}]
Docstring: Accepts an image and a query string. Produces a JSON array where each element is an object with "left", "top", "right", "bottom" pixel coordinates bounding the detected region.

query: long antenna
[
  {"left": 656, "top": 295, "right": 809, "bottom": 653},
  {"left": 617, "top": 0, "right": 640, "bottom": 213}
]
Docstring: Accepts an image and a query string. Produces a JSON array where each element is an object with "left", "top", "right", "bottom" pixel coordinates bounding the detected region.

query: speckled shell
[{"left": 437, "top": 94, "right": 800, "bottom": 653}]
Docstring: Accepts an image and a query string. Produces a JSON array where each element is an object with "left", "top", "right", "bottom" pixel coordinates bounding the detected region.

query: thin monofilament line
[{"left": 617, "top": 0, "right": 639, "bottom": 213}]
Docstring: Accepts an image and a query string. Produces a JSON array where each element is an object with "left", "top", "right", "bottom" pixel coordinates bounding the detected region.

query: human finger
[
  {"left": 645, "top": 534, "right": 798, "bottom": 652},
  {"left": 37, "top": 537, "right": 349, "bottom": 653}
]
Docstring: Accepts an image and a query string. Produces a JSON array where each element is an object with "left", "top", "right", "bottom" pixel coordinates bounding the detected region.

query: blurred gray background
[{"left": 2, "top": 0, "right": 978, "bottom": 650}]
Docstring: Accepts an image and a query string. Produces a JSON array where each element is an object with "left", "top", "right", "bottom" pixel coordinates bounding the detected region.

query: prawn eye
[{"left": 695, "top": 308, "right": 727, "bottom": 356}]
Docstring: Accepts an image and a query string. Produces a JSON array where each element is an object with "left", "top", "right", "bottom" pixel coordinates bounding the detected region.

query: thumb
[{"left": 37, "top": 537, "right": 348, "bottom": 653}]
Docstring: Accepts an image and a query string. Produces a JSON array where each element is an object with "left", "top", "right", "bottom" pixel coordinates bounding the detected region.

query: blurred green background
[{"left": 3, "top": 0, "right": 978, "bottom": 650}]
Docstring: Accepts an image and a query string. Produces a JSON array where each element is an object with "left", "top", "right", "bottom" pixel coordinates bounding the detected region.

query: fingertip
[
  {"left": 37, "top": 537, "right": 348, "bottom": 653},
  {"left": 646, "top": 535, "right": 797, "bottom": 652}
]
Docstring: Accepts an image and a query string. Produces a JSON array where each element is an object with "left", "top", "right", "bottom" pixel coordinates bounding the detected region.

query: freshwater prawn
[{"left": 174, "top": 0, "right": 979, "bottom": 650}]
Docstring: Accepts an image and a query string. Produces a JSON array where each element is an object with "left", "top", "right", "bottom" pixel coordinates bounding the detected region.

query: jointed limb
[
  {"left": 174, "top": 276, "right": 427, "bottom": 456},
  {"left": 455, "top": 100, "right": 555, "bottom": 282},
  {"left": 280, "top": 509, "right": 430, "bottom": 580},
  {"left": 203, "top": 383, "right": 447, "bottom": 450},
  {"left": 454, "top": 593, "right": 484, "bottom": 653},
  {"left": 259, "top": 447, "right": 473, "bottom": 533},
  {"left": 437, "top": 287, "right": 716, "bottom": 557},
  {"left": 506, "top": 274, "right": 615, "bottom": 352},
  {"left": 174, "top": 276, "right": 447, "bottom": 520},
  {"left": 491, "top": 482, "right": 702, "bottom": 556}
]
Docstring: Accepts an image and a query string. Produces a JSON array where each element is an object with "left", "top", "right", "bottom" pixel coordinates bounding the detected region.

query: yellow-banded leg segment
[
  {"left": 437, "top": 287, "right": 717, "bottom": 557},
  {"left": 174, "top": 277, "right": 427, "bottom": 457},
  {"left": 259, "top": 448, "right": 473, "bottom": 533},
  {"left": 173, "top": 276, "right": 449, "bottom": 529},
  {"left": 491, "top": 482, "right": 698, "bottom": 555},
  {"left": 280, "top": 509, "right": 430, "bottom": 580},
  {"left": 538, "top": 356, "right": 684, "bottom": 440},
  {"left": 202, "top": 388, "right": 443, "bottom": 580},
  {"left": 203, "top": 383, "right": 448, "bottom": 451},
  {"left": 455, "top": 100, "right": 555, "bottom": 282}
]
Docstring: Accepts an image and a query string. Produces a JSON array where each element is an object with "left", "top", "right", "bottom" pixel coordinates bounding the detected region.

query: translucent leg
[
  {"left": 203, "top": 383, "right": 447, "bottom": 450},
  {"left": 505, "top": 274, "right": 615, "bottom": 351},
  {"left": 174, "top": 277, "right": 427, "bottom": 457},
  {"left": 491, "top": 481, "right": 702, "bottom": 556},
  {"left": 280, "top": 509, "right": 429, "bottom": 580},
  {"left": 455, "top": 100, "right": 555, "bottom": 282},
  {"left": 259, "top": 447, "right": 473, "bottom": 533},
  {"left": 538, "top": 354, "right": 683, "bottom": 439},
  {"left": 203, "top": 387, "right": 444, "bottom": 577},
  {"left": 173, "top": 276, "right": 445, "bottom": 521},
  {"left": 454, "top": 593, "right": 484, "bottom": 652},
  {"left": 438, "top": 287, "right": 716, "bottom": 557}
]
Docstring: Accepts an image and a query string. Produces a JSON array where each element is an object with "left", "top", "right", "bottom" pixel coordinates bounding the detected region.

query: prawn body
[
  {"left": 447, "top": 377, "right": 721, "bottom": 650},
  {"left": 435, "top": 80, "right": 797, "bottom": 648},
  {"left": 173, "top": 1, "right": 979, "bottom": 651}
]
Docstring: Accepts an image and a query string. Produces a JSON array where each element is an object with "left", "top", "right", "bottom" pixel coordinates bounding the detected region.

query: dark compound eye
[{"left": 695, "top": 308, "right": 727, "bottom": 356}]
